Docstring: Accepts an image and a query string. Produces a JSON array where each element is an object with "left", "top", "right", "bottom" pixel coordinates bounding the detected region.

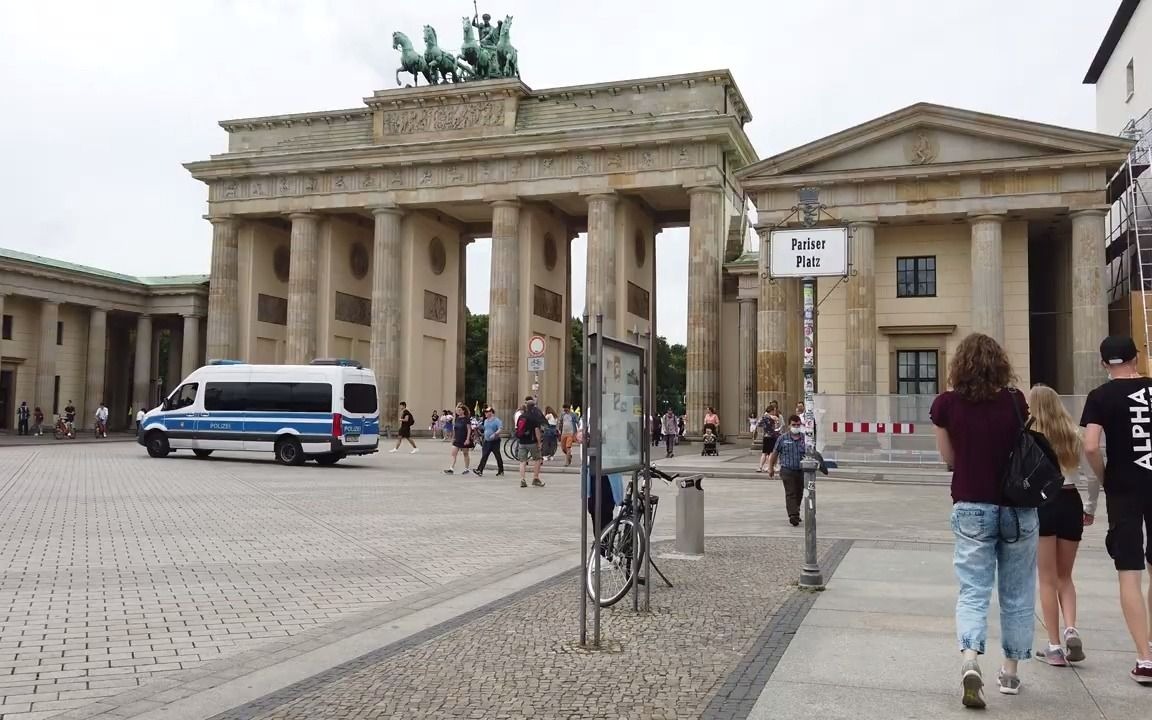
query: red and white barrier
[{"left": 831, "top": 422, "right": 916, "bottom": 434}]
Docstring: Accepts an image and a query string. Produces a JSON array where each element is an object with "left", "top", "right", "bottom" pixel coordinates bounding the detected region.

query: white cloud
[{"left": 0, "top": 0, "right": 1113, "bottom": 347}]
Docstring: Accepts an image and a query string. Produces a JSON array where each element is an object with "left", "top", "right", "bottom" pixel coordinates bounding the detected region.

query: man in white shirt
[
  {"left": 95, "top": 402, "right": 109, "bottom": 438},
  {"left": 135, "top": 407, "right": 146, "bottom": 435}
]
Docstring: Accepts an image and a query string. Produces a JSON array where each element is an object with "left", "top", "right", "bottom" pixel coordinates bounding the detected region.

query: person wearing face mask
[{"left": 766, "top": 414, "right": 807, "bottom": 527}]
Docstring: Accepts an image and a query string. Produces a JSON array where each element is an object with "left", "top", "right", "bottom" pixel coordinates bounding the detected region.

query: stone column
[
  {"left": 737, "top": 275, "right": 758, "bottom": 435},
  {"left": 686, "top": 186, "right": 723, "bottom": 436},
  {"left": 584, "top": 193, "right": 618, "bottom": 336},
  {"left": 370, "top": 207, "right": 404, "bottom": 427},
  {"left": 85, "top": 308, "right": 107, "bottom": 427},
  {"left": 757, "top": 230, "right": 789, "bottom": 412},
  {"left": 0, "top": 293, "right": 5, "bottom": 361},
  {"left": 487, "top": 200, "right": 521, "bottom": 425},
  {"left": 1071, "top": 209, "right": 1110, "bottom": 393},
  {"left": 845, "top": 222, "right": 877, "bottom": 393},
  {"left": 286, "top": 212, "right": 320, "bottom": 365},
  {"left": 969, "top": 215, "right": 1005, "bottom": 343},
  {"left": 181, "top": 314, "right": 201, "bottom": 380},
  {"left": 35, "top": 300, "right": 59, "bottom": 415},
  {"left": 205, "top": 217, "right": 239, "bottom": 361},
  {"left": 133, "top": 314, "right": 153, "bottom": 412}
]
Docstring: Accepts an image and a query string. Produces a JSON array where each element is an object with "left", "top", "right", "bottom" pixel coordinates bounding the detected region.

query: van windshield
[{"left": 344, "top": 383, "right": 377, "bottom": 414}]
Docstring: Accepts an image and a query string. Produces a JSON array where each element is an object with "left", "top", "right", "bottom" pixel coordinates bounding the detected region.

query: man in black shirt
[
  {"left": 1081, "top": 335, "right": 1152, "bottom": 683},
  {"left": 514, "top": 396, "right": 546, "bottom": 488},
  {"left": 391, "top": 401, "right": 418, "bottom": 454}
]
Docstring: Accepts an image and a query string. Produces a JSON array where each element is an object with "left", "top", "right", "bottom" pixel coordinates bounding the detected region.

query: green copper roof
[{"left": 0, "top": 247, "right": 207, "bottom": 288}]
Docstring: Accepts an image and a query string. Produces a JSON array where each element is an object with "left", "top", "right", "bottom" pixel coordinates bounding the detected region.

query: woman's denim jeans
[{"left": 951, "top": 502, "right": 1038, "bottom": 660}]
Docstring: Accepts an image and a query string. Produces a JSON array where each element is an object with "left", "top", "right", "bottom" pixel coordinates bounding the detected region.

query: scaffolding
[{"left": 1105, "top": 108, "right": 1152, "bottom": 356}]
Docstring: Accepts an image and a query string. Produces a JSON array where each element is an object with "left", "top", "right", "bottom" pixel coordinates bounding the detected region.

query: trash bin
[{"left": 675, "top": 474, "right": 704, "bottom": 556}]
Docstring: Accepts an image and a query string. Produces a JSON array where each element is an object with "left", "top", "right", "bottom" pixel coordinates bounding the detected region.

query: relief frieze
[
  {"left": 380, "top": 101, "right": 504, "bottom": 137},
  {"left": 423, "top": 290, "right": 448, "bottom": 324},
  {"left": 335, "top": 292, "right": 372, "bottom": 327}
]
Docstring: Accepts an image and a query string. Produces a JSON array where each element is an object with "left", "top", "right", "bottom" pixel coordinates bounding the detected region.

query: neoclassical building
[
  {"left": 184, "top": 71, "right": 1135, "bottom": 438},
  {"left": 0, "top": 248, "right": 207, "bottom": 431}
]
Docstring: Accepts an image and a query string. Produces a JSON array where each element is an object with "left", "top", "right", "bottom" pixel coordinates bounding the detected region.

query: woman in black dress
[{"left": 444, "top": 404, "right": 474, "bottom": 474}]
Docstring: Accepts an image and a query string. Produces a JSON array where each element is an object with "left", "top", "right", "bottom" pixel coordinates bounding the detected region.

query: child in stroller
[{"left": 700, "top": 426, "right": 719, "bottom": 456}]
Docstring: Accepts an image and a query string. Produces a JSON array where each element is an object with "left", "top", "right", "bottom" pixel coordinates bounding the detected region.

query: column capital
[
  {"left": 180, "top": 312, "right": 204, "bottom": 319},
  {"left": 490, "top": 198, "right": 521, "bottom": 209},
  {"left": 1069, "top": 207, "right": 1110, "bottom": 219},
  {"left": 370, "top": 205, "right": 406, "bottom": 217},
  {"left": 848, "top": 219, "right": 878, "bottom": 229},
  {"left": 205, "top": 215, "right": 235, "bottom": 226},
  {"left": 137, "top": 313, "right": 152, "bottom": 320},
  {"left": 686, "top": 185, "right": 724, "bottom": 197},
  {"left": 288, "top": 211, "right": 319, "bottom": 222},
  {"left": 966, "top": 212, "right": 1007, "bottom": 225},
  {"left": 580, "top": 191, "right": 617, "bottom": 203},
  {"left": 40, "top": 299, "right": 61, "bottom": 306}
]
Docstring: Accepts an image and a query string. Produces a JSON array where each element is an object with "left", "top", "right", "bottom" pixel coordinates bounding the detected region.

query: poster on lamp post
[{"left": 599, "top": 338, "right": 644, "bottom": 473}]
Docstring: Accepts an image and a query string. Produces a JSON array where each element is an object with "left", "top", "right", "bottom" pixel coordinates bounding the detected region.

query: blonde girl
[{"left": 1029, "top": 384, "right": 1100, "bottom": 666}]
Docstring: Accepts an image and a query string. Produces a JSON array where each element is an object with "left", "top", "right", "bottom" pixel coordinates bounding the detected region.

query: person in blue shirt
[
  {"left": 767, "top": 414, "right": 807, "bottom": 527},
  {"left": 473, "top": 406, "right": 504, "bottom": 476}
]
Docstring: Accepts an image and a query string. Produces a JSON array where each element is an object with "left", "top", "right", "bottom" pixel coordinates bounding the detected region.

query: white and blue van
[{"left": 138, "top": 359, "right": 380, "bottom": 465}]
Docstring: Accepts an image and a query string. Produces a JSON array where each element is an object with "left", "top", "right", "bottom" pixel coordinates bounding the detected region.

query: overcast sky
[{"left": 0, "top": 0, "right": 1118, "bottom": 344}]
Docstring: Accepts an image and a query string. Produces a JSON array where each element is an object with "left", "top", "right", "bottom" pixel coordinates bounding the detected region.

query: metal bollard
[
  {"left": 798, "top": 457, "right": 824, "bottom": 589},
  {"left": 675, "top": 475, "right": 705, "bottom": 556}
]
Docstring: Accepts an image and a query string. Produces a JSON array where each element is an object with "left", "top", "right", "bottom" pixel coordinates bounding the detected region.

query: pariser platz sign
[{"left": 768, "top": 227, "right": 849, "bottom": 278}]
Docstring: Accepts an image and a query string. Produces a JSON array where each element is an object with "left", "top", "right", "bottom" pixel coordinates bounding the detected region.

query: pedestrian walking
[
  {"left": 514, "top": 396, "right": 546, "bottom": 488},
  {"left": 430, "top": 411, "right": 441, "bottom": 439},
  {"left": 444, "top": 404, "right": 473, "bottom": 474},
  {"left": 931, "top": 333, "right": 1037, "bottom": 707},
  {"left": 542, "top": 405, "right": 559, "bottom": 461},
  {"left": 135, "top": 407, "right": 146, "bottom": 434},
  {"left": 1028, "top": 384, "right": 1098, "bottom": 667},
  {"left": 661, "top": 408, "right": 678, "bottom": 458},
  {"left": 766, "top": 415, "right": 805, "bottom": 526},
  {"left": 17, "top": 401, "right": 29, "bottom": 436},
  {"left": 391, "top": 401, "right": 418, "bottom": 453},
  {"left": 440, "top": 410, "right": 453, "bottom": 442},
  {"left": 703, "top": 406, "right": 720, "bottom": 435},
  {"left": 748, "top": 412, "right": 758, "bottom": 441},
  {"left": 559, "top": 404, "right": 578, "bottom": 467},
  {"left": 1081, "top": 335, "right": 1152, "bottom": 684},
  {"left": 473, "top": 406, "right": 504, "bottom": 476},
  {"left": 677, "top": 414, "right": 685, "bottom": 439},
  {"left": 33, "top": 406, "right": 44, "bottom": 435},
  {"left": 757, "top": 402, "right": 782, "bottom": 472}
]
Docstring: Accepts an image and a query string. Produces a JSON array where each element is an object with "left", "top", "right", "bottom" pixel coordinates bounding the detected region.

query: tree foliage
[{"left": 463, "top": 313, "right": 489, "bottom": 407}]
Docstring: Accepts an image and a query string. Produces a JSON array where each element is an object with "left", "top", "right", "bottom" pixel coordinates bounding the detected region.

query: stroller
[{"left": 700, "top": 427, "right": 719, "bottom": 456}]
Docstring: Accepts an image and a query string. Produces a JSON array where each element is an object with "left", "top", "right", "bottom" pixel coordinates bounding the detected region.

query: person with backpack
[
  {"left": 930, "top": 333, "right": 1037, "bottom": 708},
  {"left": 514, "top": 396, "right": 546, "bottom": 488},
  {"left": 756, "top": 402, "right": 782, "bottom": 473},
  {"left": 1028, "top": 384, "right": 1098, "bottom": 667},
  {"left": 1081, "top": 335, "right": 1152, "bottom": 684}
]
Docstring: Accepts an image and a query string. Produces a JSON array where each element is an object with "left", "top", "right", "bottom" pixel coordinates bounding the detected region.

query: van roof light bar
[
  {"left": 309, "top": 358, "right": 363, "bottom": 369},
  {"left": 207, "top": 359, "right": 246, "bottom": 365}
]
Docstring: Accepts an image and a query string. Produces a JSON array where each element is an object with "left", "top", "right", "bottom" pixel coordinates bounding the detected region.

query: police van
[{"left": 138, "top": 359, "right": 380, "bottom": 465}]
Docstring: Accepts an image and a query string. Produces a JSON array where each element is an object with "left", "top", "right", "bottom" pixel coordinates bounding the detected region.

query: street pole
[{"left": 799, "top": 276, "right": 824, "bottom": 589}]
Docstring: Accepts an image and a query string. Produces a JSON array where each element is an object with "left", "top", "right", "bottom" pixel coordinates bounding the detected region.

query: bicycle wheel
[
  {"left": 586, "top": 516, "right": 647, "bottom": 608},
  {"left": 503, "top": 437, "right": 520, "bottom": 462}
]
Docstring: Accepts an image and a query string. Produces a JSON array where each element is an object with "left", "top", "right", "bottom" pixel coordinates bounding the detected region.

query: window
[
  {"left": 203, "top": 382, "right": 332, "bottom": 413},
  {"left": 1127, "top": 59, "right": 1135, "bottom": 101},
  {"left": 169, "top": 383, "right": 198, "bottom": 409},
  {"left": 53, "top": 376, "right": 61, "bottom": 415},
  {"left": 1, "top": 314, "right": 11, "bottom": 340},
  {"left": 56, "top": 321, "right": 64, "bottom": 346},
  {"left": 896, "top": 256, "right": 936, "bottom": 297},
  {"left": 343, "top": 383, "right": 378, "bottom": 414},
  {"left": 896, "top": 351, "right": 938, "bottom": 395}
]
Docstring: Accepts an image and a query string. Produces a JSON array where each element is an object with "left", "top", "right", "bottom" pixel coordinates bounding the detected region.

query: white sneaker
[
  {"left": 410, "top": 447, "right": 419, "bottom": 454},
  {"left": 389, "top": 448, "right": 398, "bottom": 453}
]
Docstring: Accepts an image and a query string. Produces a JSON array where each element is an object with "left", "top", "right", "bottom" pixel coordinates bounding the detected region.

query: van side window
[
  {"left": 204, "top": 382, "right": 246, "bottom": 412},
  {"left": 203, "top": 382, "right": 331, "bottom": 413},
  {"left": 344, "top": 384, "right": 378, "bottom": 414},
  {"left": 175, "top": 383, "right": 198, "bottom": 408}
]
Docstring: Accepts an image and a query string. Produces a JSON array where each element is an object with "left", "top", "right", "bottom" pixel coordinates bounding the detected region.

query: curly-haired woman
[{"left": 931, "top": 333, "right": 1036, "bottom": 708}]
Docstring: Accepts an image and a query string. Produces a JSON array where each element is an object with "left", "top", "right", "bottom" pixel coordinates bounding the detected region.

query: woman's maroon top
[{"left": 930, "top": 388, "right": 1027, "bottom": 504}]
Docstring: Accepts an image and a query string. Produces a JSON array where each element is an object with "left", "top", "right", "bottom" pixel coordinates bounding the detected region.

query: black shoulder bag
[{"left": 1000, "top": 389, "right": 1063, "bottom": 509}]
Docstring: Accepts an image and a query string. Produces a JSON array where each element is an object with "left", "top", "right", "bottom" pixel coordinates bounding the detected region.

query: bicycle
[
  {"left": 53, "top": 418, "right": 76, "bottom": 440},
  {"left": 502, "top": 436, "right": 521, "bottom": 462},
  {"left": 585, "top": 464, "right": 678, "bottom": 608}
]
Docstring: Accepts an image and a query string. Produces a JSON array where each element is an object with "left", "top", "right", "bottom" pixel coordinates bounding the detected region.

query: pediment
[{"left": 738, "top": 103, "right": 1132, "bottom": 182}]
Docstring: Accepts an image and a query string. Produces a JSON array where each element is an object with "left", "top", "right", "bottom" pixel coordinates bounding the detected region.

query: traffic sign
[
  {"left": 528, "top": 335, "right": 546, "bottom": 357},
  {"left": 527, "top": 356, "right": 546, "bottom": 372}
]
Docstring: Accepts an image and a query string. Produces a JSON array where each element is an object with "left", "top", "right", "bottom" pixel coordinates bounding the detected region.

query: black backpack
[{"left": 1000, "top": 390, "right": 1063, "bottom": 509}]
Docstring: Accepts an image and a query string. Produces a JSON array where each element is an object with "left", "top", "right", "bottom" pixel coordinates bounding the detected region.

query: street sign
[
  {"left": 528, "top": 335, "right": 546, "bottom": 357},
  {"left": 769, "top": 227, "right": 849, "bottom": 278},
  {"left": 528, "top": 356, "right": 546, "bottom": 372}
]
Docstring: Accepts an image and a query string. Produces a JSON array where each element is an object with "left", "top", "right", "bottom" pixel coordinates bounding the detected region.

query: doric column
[
  {"left": 36, "top": 300, "right": 59, "bottom": 415},
  {"left": 969, "top": 215, "right": 1005, "bottom": 343},
  {"left": 1071, "top": 209, "right": 1110, "bottom": 393},
  {"left": 757, "top": 229, "right": 789, "bottom": 412},
  {"left": 487, "top": 200, "right": 521, "bottom": 425},
  {"left": 286, "top": 212, "right": 320, "bottom": 365},
  {"left": 181, "top": 314, "right": 201, "bottom": 380},
  {"left": 205, "top": 217, "right": 239, "bottom": 361},
  {"left": 370, "top": 207, "right": 404, "bottom": 426},
  {"left": 737, "top": 275, "right": 758, "bottom": 434},
  {"left": 133, "top": 314, "right": 153, "bottom": 412},
  {"left": 584, "top": 193, "right": 618, "bottom": 335},
  {"left": 85, "top": 308, "right": 107, "bottom": 426},
  {"left": 686, "top": 186, "right": 723, "bottom": 435},
  {"left": 846, "top": 221, "right": 877, "bottom": 393}
]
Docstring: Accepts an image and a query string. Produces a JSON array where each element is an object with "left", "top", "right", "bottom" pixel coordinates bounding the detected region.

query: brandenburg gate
[{"left": 185, "top": 16, "right": 755, "bottom": 431}]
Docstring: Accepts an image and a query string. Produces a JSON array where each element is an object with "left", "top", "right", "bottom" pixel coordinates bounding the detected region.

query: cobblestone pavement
[{"left": 217, "top": 537, "right": 838, "bottom": 720}]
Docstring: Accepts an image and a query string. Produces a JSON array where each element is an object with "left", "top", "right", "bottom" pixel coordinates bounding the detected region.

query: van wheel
[
  {"left": 315, "top": 453, "right": 343, "bottom": 466},
  {"left": 275, "top": 437, "right": 304, "bottom": 466},
  {"left": 192, "top": 449, "right": 213, "bottom": 459},
  {"left": 145, "top": 432, "right": 171, "bottom": 458}
]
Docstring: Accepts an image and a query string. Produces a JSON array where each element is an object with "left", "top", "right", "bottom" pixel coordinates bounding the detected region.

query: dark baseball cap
[{"left": 1100, "top": 335, "right": 1138, "bottom": 365}]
